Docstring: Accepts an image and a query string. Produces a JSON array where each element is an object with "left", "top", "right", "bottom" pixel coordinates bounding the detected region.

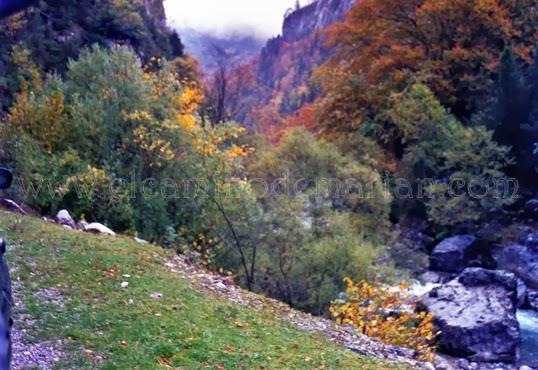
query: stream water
[{"left": 517, "top": 310, "right": 538, "bottom": 367}]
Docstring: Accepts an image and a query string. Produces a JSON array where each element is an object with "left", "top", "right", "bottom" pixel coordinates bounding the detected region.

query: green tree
[
  {"left": 387, "top": 84, "right": 513, "bottom": 227},
  {"left": 479, "top": 46, "right": 538, "bottom": 182}
]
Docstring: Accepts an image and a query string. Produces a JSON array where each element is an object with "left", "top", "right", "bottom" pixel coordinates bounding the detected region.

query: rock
[
  {"left": 0, "top": 198, "right": 26, "bottom": 214},
  {"left": 134, "top": 237, "right": 149, "bottom": 244},
  {"left": 430, "top": 235, "right": 477, "bottom": 273},
  {"left": 419, "top": 268, "right": 520, "bottom": 363},
  {"left": 76, "top": 220, "right": 88, "bottom": 230},
  {"left": 55, "top": 209, "right": 75, "bottom": 228},
  {"left": 520, "top": 232, "right": 538, "bottom": 247},
  {"left": 525, "top": 198, "right": 538, "bottom": 214},
  {"left": 84, "top": 223, "right": 115, "bottom": 236},
  {"left": 420, "top": 271, "right": 442, "bottom": 284},
  {"left": 527, "top": 289, "right": 538, "bottom": 310},
  {"left": 493, "top": 244, "right": 538, "bottom": 289},
  {"left": 423, "top": 362, "right": 436, "bottom": 370},
  {"left": 477, "top": 221, "right": 503, "bottom": 243},
  {"left": 517, "top": 279, "right": 528, "bottom": 308},
  {"left": 456, "top": 358, "right": 469, "bottom": 369},
  {"left": 120, "top": 281, "right": 129, "bottom": 288},
  {"left": 149, "top": 292, "right": 163, "bottom": 300}
]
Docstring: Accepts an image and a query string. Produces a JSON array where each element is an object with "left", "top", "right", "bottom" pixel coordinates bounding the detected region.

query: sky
[{"left": 164, "top": 0, "right": 300, "bottom": 37}]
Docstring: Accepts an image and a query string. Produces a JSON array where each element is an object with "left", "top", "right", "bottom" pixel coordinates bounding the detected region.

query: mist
[{"left": 164, "top": 0, "right": 300, "bottom": 37}]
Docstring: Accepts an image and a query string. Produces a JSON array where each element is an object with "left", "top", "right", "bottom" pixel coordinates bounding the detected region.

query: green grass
[{"left": 0, "top": 211, "right": 406, "bottom": 369}]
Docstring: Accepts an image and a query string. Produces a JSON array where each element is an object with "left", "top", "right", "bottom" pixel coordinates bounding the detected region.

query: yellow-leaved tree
[{"left": 330, "top": 278, "right": 439, "bottom": 361}]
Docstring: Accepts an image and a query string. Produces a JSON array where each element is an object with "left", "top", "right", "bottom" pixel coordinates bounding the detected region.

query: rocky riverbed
[{"left": 408, "top": 224, "right": 538, "bottom": 369}]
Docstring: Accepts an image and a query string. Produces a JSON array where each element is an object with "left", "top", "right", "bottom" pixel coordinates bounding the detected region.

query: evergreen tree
[{"left": 482, "top": 47, "right": 538, "bottom": 182}]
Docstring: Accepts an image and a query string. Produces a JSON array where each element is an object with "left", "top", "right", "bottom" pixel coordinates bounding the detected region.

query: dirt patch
[
  {"left": 33, "top": 287, "right": 66, "bottom": 309},
  {"left": 11, "top": 278, "right": 66, "bottom": 370}
]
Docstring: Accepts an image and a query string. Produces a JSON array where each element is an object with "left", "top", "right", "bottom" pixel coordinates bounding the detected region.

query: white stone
[
  {"left": 56, "top": 209, "right": 75, "bottom": 227},
  {"left": 120, "top": 281, "right": 129, "bottom": 288},
  {"left": 84, "top": 222, "right": 115, "bottom": 236}
]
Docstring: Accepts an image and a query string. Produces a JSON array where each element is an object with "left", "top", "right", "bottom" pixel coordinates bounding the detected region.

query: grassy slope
[{"left": 0, "top": 211, "right": 406, "bottom": 369}]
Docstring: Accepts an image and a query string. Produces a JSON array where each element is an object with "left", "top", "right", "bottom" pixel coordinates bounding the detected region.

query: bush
[
  {"left": 386, "top": 84, "right": 514, "bottom": 227},
  {"left": 1, "top": 45, "right": 245, "bottom": 241},
  {"left": 242, "top": 128, "right": 392, "bottom": 313},
  {"left": 330, "top": 278, "right": 438, "bottom": 361}
]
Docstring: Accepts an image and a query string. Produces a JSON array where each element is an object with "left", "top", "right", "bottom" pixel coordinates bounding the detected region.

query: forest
[{"left": 1, "top": 0, "right": 538, "bottom": 368}]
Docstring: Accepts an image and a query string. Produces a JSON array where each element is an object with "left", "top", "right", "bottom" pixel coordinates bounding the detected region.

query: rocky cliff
[
  {"left": 281, "top": 0, "right": 355, "bottom": 42},
  {"left": 143, "top": 0, "right": 167, "bottom": 28},
  {"left": 232, "top": 0, "right": 356, "bottom": 126}
]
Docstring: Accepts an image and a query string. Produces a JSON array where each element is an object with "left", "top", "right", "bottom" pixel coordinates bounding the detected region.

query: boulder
[
  {"left": 420, "top": 271, "right": 442, "bottom": 284},
  {"left": 527, "top": 290, "right": 538, "bottom": 310},
  {"left": 419, "top": 268, "right": 520, "bottom": 363},
  {"left": 430, "top": 235, "right": 477, "bottom": 273},
  {"left": 517, "top": 279, "right": 528, "bottom": 308},
  {"left": 76, "top": 220, "right": 88, "bottom": 230},
  {"left": 55, "top": 209, "right": 75, "bottom": 228},
  {"left": 525, "top": 199, "right": 538, "bottom": 214},
  {"left": 84, "top": 223, "right": 115, "bottom": 236},
  {"left": 493, "top": 244, "right": 538, "bottom": 289},
  {"left": 519, "top": 232, "right": 538, "bottom": 247}
]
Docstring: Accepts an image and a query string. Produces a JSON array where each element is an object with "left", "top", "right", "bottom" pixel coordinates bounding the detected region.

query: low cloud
[{"left": 164, "top": 0, "right": 299, "bottom": 37}]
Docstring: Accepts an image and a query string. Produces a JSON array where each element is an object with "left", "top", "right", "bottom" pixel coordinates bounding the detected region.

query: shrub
[
  {"left": 1, "top": 45, "right": 246, "bottom": 241},
  {"left": 386, "top": 84, "right": 514, "bottom": 227},
  {"left": 330, "top": 278, "right": 438, "bottom": 361},
  {"left": 242, "top": 128, "right": 392, "bottom": 313}
]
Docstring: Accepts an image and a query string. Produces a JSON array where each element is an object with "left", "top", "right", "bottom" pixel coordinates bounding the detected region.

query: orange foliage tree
[
  {"left": 330, "top": 278, "right": 439, "bottom": 361},
  {"left": 315, "top": 0, "right": 535, "bottom": 136}
]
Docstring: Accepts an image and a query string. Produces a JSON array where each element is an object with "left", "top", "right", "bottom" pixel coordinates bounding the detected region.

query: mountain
[
  {"left": 0, "top": 0, "right": 183, "bottom": 111},
  {"left": 180, "top": 28, "right": 265, "bottom": 74},
  {"left": 230, "top": 0, "right": 355, "bottom": 128}
]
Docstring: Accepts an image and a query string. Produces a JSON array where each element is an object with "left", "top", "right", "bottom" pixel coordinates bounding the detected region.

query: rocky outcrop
[
  {"left": 234, "top": 0, "right": 357, "bottom": 125},
  {"left": 430, "top": 235, "right": 478, "bottom": 273},
  {"left": 493, "top": 243, "right": 538, "bottom": 289},
  {"left": 419, "top": 268, "right": 521, "bottom": 363},
  {"left": 142, "top": 0, "right": 167, "bottom": 28},
  {"left": 258, "top": 0, "right": 354, "bottom": 88},
  {"left": 281, "top": 0, "right": 355, "bottom": 42}
]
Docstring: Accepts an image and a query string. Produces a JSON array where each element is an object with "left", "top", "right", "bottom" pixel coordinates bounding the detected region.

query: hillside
[
  {"left": 0, "top": 210, "right": 415, "bottom": 369},
  {"left": 0, "top": 0, "right": 184, "bottom": 112},
  {"left": 179, "top": 28, "right": 265, "bottom": 73},
  {"left": 228, "top": 0, "right": 355, "bottom": 128}
]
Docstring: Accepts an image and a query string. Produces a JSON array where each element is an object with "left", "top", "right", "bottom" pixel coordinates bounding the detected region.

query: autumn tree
[
  {"left": 330, "top": 278, "right": 438, "bottom": 361},
  {"left": 315, "top": 0, "right": 534, "bottom": 138}
]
